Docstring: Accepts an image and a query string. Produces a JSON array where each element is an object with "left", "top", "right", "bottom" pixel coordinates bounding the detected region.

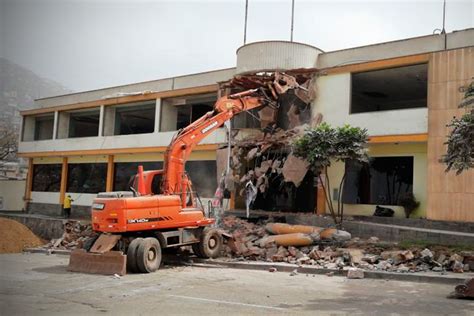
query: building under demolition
[{"left": 17, "top": 29, "right": 474, "bottom": 222}]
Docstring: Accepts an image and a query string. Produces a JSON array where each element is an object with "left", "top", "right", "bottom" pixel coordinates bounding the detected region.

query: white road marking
[{"left": 167, "top": 294, "right": 286, "bottom": 311}]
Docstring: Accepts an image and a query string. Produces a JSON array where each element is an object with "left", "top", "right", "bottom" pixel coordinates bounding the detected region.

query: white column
[
  {"left": 52, "top": 111, "right": 59, "bottom": 140},
  {"left": 98, "top": 105, "right": 105, "bottom": 136},
  {"left": 154, "top": 98, "right": 161, "bottom": 133}
]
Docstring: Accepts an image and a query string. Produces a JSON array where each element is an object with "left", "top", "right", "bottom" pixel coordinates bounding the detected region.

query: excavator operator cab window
[{"left": 151, "top": 174, "right": 162, "bottom": 195}]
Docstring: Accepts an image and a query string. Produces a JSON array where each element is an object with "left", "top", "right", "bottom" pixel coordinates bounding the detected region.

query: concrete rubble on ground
[
  {"left": 42, "top": 220, "right": 97, "bottom": 251},
  {"left": 220, "top": 216, "right": 474, "bottom": 274}
]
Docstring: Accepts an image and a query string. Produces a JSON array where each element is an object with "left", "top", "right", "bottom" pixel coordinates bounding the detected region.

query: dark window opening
[
  {"left": 343, "top": 156, "right": 414, "bottom": 205},
  {"left": 114, "top": 103, "right": 155, "bottom": 135},
  {"left": 69, "top": 110, "right": 100, "bottom": 138},
  {"left": 67, "top": 163, "right": 107, "bottom": 193},
  {"left": 34, "top": 115, "right": 54, "bottom": 140},
  {"left": 113, "top": 162, "right": 163, "bottom": 192},
  {"left": 175, "top": 103, "right": 214, "bottom": 130},
  {"left": 185, "top": 160, "right": 217, "bottom": 198},
  {"left": 31, "top": 164, "right": 61, "bottom": 192},
  {"left": 351, "top": 64, "right": 428, "bottom": 113}
]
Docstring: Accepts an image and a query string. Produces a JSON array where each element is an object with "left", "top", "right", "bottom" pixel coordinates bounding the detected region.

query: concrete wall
[
  {"left": 326, "top": 143, "right": 427, "bottom": 218},
  {"left": 35, "top": 68, "right": 235, "bottom": 108},
  {"left": 426, "top": 47, "right": 474, "bottom": 222},
  {"left": 312, "top": 73, "right": 428, "bottom": 136},
  {"left": 236, "top": 41, "right": 322, "bottom": 74},
  {"left": 0, "top": 180, "right": 26, "bottom": 211},
  {"left": 318, "top": 29, "right": 474, "bottom": 69},
  {"left": 19, "top": 128, "right": 226, "bottom": 153}
]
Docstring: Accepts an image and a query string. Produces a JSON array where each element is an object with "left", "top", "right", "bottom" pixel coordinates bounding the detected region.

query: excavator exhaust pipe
[{"left": 68, "top": 234, "right": 127, "bottom": 276}]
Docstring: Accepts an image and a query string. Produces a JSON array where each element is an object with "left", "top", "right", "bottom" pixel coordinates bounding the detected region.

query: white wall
[
  {"left": 30, "top": 191, "right": 60, "bottom": 205},
  {"left": 19, "top": 129, "right": 226, "bottom": 153},
  {"left": 0, "top": 180, "right": 26, "bottom": 210},
  {"left": 312, "top": 73, "right": 428, "bottom": 135}
]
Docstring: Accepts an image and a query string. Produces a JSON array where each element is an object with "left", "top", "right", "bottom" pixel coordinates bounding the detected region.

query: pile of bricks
[
  {"left": 43, "top": 220, "right": 97, "bottom": 250},
  {"left": 220, "top": 216, "right": 474, "bottom": 274}
]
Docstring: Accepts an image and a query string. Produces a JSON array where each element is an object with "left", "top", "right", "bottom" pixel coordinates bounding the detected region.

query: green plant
[
  {"left": 293, "top": 123, "right": 368, "bottom": 226},
  {"left": 441, "top": 81, "right": 474, "bottom": 175},
  {"left": 397, "top": 192, "right": 420, "bottom": 219}
]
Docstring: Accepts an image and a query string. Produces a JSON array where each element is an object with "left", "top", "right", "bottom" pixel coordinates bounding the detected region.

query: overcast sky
[{"left": 1, "top": 0, "right": 472, "bottom": 94}]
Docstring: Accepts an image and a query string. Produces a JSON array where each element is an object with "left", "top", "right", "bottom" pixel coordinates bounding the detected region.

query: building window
[
  {"left": 185, "top": 160, "right": 217, "bottom": 198},
  {"left": 31, "top": 164, "right": 61, "bottom": 192},
  {"left": 351, "top": 64, "right": 427, "bottom": 113},
  {"left": 161, "top": 94, "right": 216, "bottom": 132},
  {"left": 34, "top": 114, "right": 54, "bottom": 140},
  {"left": 68, "top": 110, "right": 100, "bottom": 138},
  {"left": 114, "top": 102, "right": 156, "bottom": 135},
  {"left": 113, "top": 162, "right": 163, "bottom": 192},
  {"left": 343, "top": 156, "right": 414, "bottom": 205},
  {"left": 67, "top": 163, "right": 107, "bottom": 193}
]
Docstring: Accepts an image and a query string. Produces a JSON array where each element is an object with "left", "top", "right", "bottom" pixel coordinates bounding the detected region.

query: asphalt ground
[{"left": 0, "top": 253, "right": 473, "bottom": 315}]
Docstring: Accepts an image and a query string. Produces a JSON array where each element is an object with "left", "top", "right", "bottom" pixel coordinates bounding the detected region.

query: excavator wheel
[
  {"left": 194, "top": 227, "right": 223, "bottom": 259},
  {"left": 136, "top": 237, "right": 162, "bottom": 273},
  {"left": 127, "top": 238, "right": 143, "bottom": 273}
]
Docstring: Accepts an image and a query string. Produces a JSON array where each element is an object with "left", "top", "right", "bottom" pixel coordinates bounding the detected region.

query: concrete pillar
[
  {"left": 103, "top": 106, "right": 116, "bottom": 136},
  {"left": 57, "top": 112, "right": 70, "bottom": 139},
  {"left": 52, "top": 111, "right": 59, "bottom": 140},
  {"left": 154, "top": 98, "right": 161, "bottom": 133},
  {"left": 98, "top": 105, "right": 105, "bottom": 137},
  {"left": 160, "top": 99, "right": 178, "bottom": 132}
]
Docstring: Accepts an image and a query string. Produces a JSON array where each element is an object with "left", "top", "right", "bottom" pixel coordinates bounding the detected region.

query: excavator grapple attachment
[{"left": 68, "top": 234, "right": 126, "bottom": 275}]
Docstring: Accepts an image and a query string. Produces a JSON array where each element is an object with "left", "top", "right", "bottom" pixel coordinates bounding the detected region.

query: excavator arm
[{"left": 161, "top": 89, "right": 269, "bottom": 205}]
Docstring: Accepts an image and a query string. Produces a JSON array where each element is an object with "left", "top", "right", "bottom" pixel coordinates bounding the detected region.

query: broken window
[
  {"left": 34, "top": 114, "right": 54, "bottom": 140},
  {"left": 343, "top": 156, "right": 414, "bottom": 205},
  {"left": 114, "top": 102, "right": 156, "bottom": 135},
  {"left": 68, "top": 109, "right": 100, "bottom": 138},
  {"left": 113, "top": 162, "right": 163, "bottom": 192},
  {"left": 161, "top": 94, "right": 216, "bottom": 132},
  {"left": 31, "top": 164, "right": 61, "bottom": 192},
  {"left": 185, "top": 160, "right": 217, "bottom": 198},
  {"left": 67, "top": 163, "right": 107, "bottom": 193},
  {"left": 351, "top": 64, "right": 428, "bottom": 113}
]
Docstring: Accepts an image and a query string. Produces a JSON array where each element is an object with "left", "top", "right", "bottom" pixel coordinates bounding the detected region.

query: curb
[
  {"left": 23, "top": 248, "right": 470, "bottom": 285},
  {"left": 190, "top": 259, "right": 470, "bottom": 286}
]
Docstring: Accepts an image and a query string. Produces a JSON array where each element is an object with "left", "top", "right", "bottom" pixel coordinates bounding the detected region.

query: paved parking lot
[{"left": 0, "top": 253, "right": 473, "bottom": 315}]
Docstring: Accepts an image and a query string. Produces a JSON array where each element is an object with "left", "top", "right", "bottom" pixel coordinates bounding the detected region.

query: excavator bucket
[{"left": 68, "top": 234, "right": 127, "bottom": 275}]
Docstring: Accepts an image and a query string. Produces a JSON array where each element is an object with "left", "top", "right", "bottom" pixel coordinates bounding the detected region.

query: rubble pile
[
  {"left": 220, "top": 216, "right": 474, "bottom": 274},
  {"left": 43, "top": 220, "right": 97, "bottom": 251}
]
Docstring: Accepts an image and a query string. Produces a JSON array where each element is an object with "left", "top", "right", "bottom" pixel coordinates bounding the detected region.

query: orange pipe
[
  {"left": 266, "top": 223, "right": 322, "bottom": 235},
  {"left": 265, "top": 233, "right": 314, "bottom": 247}
]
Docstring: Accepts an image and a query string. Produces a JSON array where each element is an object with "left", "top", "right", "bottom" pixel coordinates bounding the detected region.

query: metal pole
[
  {"left": 290, "top": 0, "right": 295, "bottom": 41},
  {"left": 441, "top": 0, "right": 446, "bottom": 34},
  {"left": 244, "top": 0, "right": 249, "bottom": 44}
]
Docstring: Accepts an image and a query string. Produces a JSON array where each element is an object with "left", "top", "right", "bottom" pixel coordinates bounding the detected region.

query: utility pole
[
  {"left": 243, "top": 0, "right": 249, "bottom": 44},
  {"left": 290, "top": 0, "right": 295, "bottom": 41}
]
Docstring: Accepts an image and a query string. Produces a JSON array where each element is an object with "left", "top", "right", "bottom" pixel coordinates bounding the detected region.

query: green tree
[
  {"left": 293, "top": 123, "right": 369, "bottom": 226},
  {"left": 441, "top": 81, "right": 474, "bottom": 175}
]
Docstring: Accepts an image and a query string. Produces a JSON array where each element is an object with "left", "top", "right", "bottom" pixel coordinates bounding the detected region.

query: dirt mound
[{"left": 0, "top": 218, "right": 44, "bottom": 253}]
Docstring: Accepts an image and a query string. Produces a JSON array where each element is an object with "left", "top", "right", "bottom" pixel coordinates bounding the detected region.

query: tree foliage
[
  {"left": 0, "top": 124, "right": 18, "bottom": 161},
  {"left": 441, "top": 81, "right": 474, "bottom": 175},
  {"left": 293, "top": 123, "right": 368, "bottom": 225}
]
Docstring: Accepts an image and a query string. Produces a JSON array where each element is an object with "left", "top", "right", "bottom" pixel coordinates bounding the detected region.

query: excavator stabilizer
[{"left": 68, "top": 234, "right": 126, "bottom": 275}]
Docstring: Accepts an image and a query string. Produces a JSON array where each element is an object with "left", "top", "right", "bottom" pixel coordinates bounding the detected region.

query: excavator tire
[
  {"left": 136, "top": 237, "right": 162, "bottom": 273},
  {"left": 127, "top": 238, "right": 143, "bottom": 273},
  {"left": 195, "top": 227, "right": 223, "bottom": 259}
]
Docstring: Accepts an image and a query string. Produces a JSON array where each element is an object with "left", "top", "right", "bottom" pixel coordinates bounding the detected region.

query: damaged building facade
[{"left": 17, "top": 29, "right": 474, "bottom": 222}]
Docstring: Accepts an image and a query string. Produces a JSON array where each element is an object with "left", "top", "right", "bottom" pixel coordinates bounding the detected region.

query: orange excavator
[{"left": 68, "top": 73, "right": 305, "bottom": 275}]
